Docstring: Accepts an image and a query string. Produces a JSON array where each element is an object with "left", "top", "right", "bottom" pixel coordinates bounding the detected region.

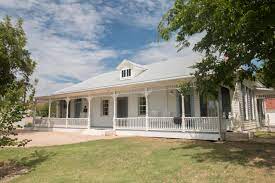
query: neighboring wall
[{"left": 265, "top": 98, "right": 275, "bottom": 126}]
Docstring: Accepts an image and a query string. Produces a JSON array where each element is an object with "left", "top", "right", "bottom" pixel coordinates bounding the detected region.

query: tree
[
  {"left": 159, "top": 0, "right": 275, "bottom": 96},
  {"left": 0, "top": 16, "right": 36, "bottom": 147}
]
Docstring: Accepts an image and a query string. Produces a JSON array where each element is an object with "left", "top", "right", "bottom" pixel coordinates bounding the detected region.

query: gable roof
[
  {"left": 53, "top": 59, "right": 196, "bottom": 95},
  {"left": 116, "top": 59, "right": 147, "bottom": 70}
]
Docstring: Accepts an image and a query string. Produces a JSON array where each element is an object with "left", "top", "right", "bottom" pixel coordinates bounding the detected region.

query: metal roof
[{"left": 53, "top": 59, "right": 196, "bottom": 95}]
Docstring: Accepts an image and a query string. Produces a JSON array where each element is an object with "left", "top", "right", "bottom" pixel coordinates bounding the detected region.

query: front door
[{"left": 117, "top": 97, "right": 128, "bottom": 118}]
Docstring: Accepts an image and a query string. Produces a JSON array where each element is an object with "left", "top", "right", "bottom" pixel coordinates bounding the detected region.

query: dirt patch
[
  {"left": 254, "top": 138, "right": 275, "bottom": 144},
  {"left": 16, "top": 131, "right": 118, "bottom": 147},
  {"left": 0, "top": 161, "right": 29, "bottom": 182}
]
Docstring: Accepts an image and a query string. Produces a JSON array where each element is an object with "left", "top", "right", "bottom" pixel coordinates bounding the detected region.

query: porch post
[
  {"left": 253, "top": 92, "right": 259, "bottom": 127},
  {"left": 87, "top": 96, "right": 92, "bottom": 129},
  {"left": 113, "top": 92, "right": 117, "bottom": 130},
  {"left": 66, "top": 97, "right": 70, "bottom": 128},
  {"left": 48, "top": 99, "right": 51, "bottom": 127},
  {"left": 145, "top": 89, "right": 150, "bottom": 131},
  {"left": 32, "top": 99, "right": 37, "bottom": 126},
  {"left": 181, "top": 94, "right": 185, "bottom": 131},
  {"left": 56, "top": 101, "right": 60, "bottom": 118},
  {"left": 217, "top": 88, "right": 223, "bottom": 140}
]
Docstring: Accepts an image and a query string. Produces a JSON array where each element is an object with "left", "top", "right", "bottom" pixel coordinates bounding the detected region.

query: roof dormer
[{"left": 117, "top": 59, "right": 147, "bottom": 80}]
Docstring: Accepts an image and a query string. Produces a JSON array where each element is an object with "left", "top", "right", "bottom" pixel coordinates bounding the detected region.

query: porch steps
[{"left": 82, "top": 129, "right": 115, "bottom": 136}]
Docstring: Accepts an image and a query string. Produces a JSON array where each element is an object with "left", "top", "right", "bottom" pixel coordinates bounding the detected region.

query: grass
[
  {"left": 0, "top": 137, "right": 275, "bottom": 183},
  {"left": 255, "top": 131, "right": 275, "bottom": 139}
]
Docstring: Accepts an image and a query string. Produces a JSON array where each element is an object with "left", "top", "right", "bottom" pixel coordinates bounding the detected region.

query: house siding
[
  {"left": 193, "top": 91, "right": 201, "bottom": 117},
  {"left": 91, "top": 97, "right": 113, "bottom": 127},
  {"left": 232, "top": 82, "right": 242, "bottom": 121}
]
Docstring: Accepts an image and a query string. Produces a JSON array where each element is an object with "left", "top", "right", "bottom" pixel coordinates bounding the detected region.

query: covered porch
[{"left": 34, "top": 84, "right": 228, "bottom": 140}]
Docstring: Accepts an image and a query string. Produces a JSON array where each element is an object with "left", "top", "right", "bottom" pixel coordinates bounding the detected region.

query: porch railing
[
  {"left": 184, "top": 117, "right": 219, "bottom": 132},
  {"left": 67, "top": 118, "right": 88, "bottom": 128},
  {"left": 34, "top": 117, "right": 88, "bottom": 129},
  {"left": 35, "top": 116, "right": 220, "bottom": 133},
  {"left": 115, "top": 117, "right": 146, "bottom": 130},
  {"left": 49, "top": 118, "right": 66, "bottom": 127},
  {"left": 115, "top": 117, "right": 220, "bottom": 133},
  {"left": 33, "top": 118, "right": 48, "bottom": 127},
  {"left": 148, "top": 117, "right": 182, "bottom": 131}
]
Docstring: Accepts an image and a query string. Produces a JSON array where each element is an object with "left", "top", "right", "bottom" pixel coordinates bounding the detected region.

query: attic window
[{"left": 121, "top": 69, "right": 131, "bottom": 78}]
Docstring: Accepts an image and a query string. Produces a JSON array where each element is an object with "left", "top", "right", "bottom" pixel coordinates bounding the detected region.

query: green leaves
[
  {"left": 0, "top": 16, "right": 36, "bottom": 147},
  {"left": 159, "top": 0, "right": 275, "bottom": 92},
  {"left": 0, "top": 16, "right": 36, "bottom": 95},
  {"left": 178, "top": 81, "right": 193, "bottom": 96}
]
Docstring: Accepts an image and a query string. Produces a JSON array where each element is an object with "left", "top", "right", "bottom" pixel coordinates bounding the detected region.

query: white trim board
[{"left": 115, "top": 130, "right": 220, "bottom": 141}]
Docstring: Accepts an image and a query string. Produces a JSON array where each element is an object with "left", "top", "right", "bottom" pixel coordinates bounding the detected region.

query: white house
[{"left": 35, "top": 59, "right": 262, "bottom": 140}]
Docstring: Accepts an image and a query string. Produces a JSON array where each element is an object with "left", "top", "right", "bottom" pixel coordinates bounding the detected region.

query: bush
[{"left": 24, "top": 123, "right": 33, "bottom": 128}]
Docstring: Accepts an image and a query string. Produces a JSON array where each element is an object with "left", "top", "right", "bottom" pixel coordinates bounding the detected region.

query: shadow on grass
[
  {"left": 18, "top": 150, "right": 55, "bottom": 168},
  {"left": 0, "top": 150, "right": 55, "bottom": 179},
  {"left": 170, "top": 141, "right": 275, "bottom": 169}
]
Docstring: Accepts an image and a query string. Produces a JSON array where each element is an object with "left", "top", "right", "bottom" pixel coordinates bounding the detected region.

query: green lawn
[{"left": 1, "top": 137, "right": 275, "bottom": 183}]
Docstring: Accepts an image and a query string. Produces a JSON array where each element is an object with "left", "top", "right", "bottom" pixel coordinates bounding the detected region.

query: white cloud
[
  {"left": 0, "top": 0, "right": 37, "bottom": 9},
  {"left": 100, "top": 0, "right": 172, "bottom": 29},
  {"left": 44, "top": 2, "right": 104, "bottom": 40},
  {"left": 27, "top": 28, "right": 117, "bottom": 96},
  {"left": 0, "top": 0, "right": 203, "bottom": 97},
  {"left": 0, "top": 1, "right": 118, "bottom": 96},
  {"left": 131, "top": 34, "right": 204, "bottom": 66}
]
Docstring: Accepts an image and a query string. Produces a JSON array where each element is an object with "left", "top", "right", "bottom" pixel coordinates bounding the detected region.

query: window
[
  {"left": 138, "top": 97, "right": 146, "bottom": 115},
  {"left": 102, "top": 100, "right": 109, "bottom": 116},
  {"left": 184, "top": 95, "right": 192, "bottom": 117},
  {"left": 121, "top": 68, "right": 131, "bottom": 78},
  {"left": 200, "top": 95, "right": 217, "bottom": 117},
  {"left": 121, "top": 70, "right": 126, "bottom": 77}
]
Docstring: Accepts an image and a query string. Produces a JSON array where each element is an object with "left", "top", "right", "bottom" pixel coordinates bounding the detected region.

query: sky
[{"left": 0, "top": 0, "right": 202, "bottom": 96}]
